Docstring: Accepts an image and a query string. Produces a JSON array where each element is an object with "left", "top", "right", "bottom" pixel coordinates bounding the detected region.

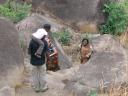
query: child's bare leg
[{"left": 32, "top": 36, "right": 44, "bottom": 58}]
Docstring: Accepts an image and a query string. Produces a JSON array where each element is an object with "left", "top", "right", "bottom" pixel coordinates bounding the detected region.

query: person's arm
[{"left": 49, "top": 47, "right": 57, "bottom": 57}]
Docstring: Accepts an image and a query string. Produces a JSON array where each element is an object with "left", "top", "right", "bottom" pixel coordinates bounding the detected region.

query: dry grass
[
  {"left": 62, "top": 44, "right": 80, "bottom": 64},
  {"left": 119, "top": 31, "right": 128, "bottom": 48},
  {"left": 98, "top": 81, "right": 128, "bottom": 96},
  {"left": 77, "top": 22, "right": 98, "bottom": 33},
  {"left": 95, "top": 30, "right": 128, "bottom": 96}
]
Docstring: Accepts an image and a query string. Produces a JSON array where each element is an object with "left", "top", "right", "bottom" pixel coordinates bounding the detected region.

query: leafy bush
[
  {"left": 88, "top": 90, "right": 98, "bottom": 96},
  {"left": 100, "top": 0, "right": 128, "bottom": 35},
  {"left": 53, "top": 29, "right": 72, "bottom": 46},
  {"left": 0, "top": 0, "right": 31, "bottom": 23}
]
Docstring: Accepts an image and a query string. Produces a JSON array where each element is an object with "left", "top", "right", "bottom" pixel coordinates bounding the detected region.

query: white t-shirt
[{"left": 32, "top": 28, "right": 48, "bottom": 39}]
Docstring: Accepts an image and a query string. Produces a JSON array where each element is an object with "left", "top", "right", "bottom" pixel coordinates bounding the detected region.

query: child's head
[
  {"left": 43, "top": 24, "right": 51, "bottom": 32},
  {"left": 81, "top": 38, "right": 89, "bottom": 46}
]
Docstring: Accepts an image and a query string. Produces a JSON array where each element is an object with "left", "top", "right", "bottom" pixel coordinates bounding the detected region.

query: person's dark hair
[
  {"left": 81, "top": 38, "right": 89, "bottom": 46},
  {"left": 43, "top": 24, "right": 51, "bottom": 30}
]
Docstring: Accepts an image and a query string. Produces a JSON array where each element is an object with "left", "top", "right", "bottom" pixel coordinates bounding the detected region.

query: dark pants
[{"left": 32, "top": 36, "right": 44, "bottom": 55}]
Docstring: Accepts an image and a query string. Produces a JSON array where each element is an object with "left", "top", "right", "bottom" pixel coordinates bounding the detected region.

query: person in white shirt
[{"left": 32, "top": 24, "right": 51, "bottom": 58}]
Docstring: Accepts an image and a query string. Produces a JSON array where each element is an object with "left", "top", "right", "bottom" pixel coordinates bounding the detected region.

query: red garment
[{"left": 46, "top": 49, "right": 59, "bottom": 71}]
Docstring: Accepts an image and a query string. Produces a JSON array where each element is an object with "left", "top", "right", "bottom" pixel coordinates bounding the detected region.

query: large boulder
[
  {"left": 22, "top": 0, "right": 125, "bottom": 33},
  {"left": 0, "top": 17, "right": 24, "bottom": 88},
  {"left": 64, "top": 34, "right": 128, "bottom": 95},
  {"left": 16, "top": 13, "right": 72, "bottom": 69},
  {"left": 29, "top": 0, "right": 106, "bottom": 23}
]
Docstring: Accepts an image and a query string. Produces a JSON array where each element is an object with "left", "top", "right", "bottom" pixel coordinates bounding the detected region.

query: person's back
[
  {"left": 28, "top": 39, "right": 49, "bottom": 92},
  {"left": 29, "top": 39, "right": 48, "bottom": 66}
]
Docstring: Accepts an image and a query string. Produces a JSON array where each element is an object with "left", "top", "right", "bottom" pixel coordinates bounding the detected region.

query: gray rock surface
[
  {"left": 0, "top": 86, "right": 15, "bottom": 96},
  {"left": 21, "top": 0, "right": 125, "bottom": 33},
  {"left": 29, "top": 0, "right": 107, "bottom": 24},
  {"left": 15, "top": 34, "right": 128, "bottom": 96},
  {"left": 26, "top": 0, "right": 123, "bottom": 23},
  {"left": 16, "top": 58, "right": 78, "bottom": 96},
  {"left": 0, "top": 17, "right": 24, "bottom": 88},
  {"left": 64, "top": 34, "right": 128, "bottom": 95}
]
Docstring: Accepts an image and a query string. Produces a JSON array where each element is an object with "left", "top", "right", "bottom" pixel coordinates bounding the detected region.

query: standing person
[
  {"left": 45, "top": 37, "right": 60, "bottom": 71},
  {"left": 28, "top": 33, "right": 49, "bottom": 92},
  {"left": 80, "top": 38, "right": 93, "bottom": 64},
  {"left": 43, "top": 24, "right": 60, "bottom": 71},
  {"left": 31, "top": 24, "right": 51, "bottom": 58}
]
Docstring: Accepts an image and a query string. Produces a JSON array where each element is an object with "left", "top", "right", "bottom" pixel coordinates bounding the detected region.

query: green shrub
[
  {"left": 53, "top": 29, "right": 72, "bottom": 46},
  {"left": 0, "top": 0, "right": 31, "bottom": 23},
  {"left": 100, "top": 0, "right": 128, "bottom": 35},
  {"left": 88, "top": 90, "right": 98, "bottom": 96}
]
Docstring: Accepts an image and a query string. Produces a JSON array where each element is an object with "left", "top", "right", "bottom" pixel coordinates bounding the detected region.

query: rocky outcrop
[
  {"left": 26, "top": 0, "right": 105, "bottom": 33},
  {"left": 16, "top": 14, "right": 72, "bottom": 69},
  {"left": 29, "top": 0, "right": 106, "bottom": 23},
  {"left": 21, "top": 0, "right": 125, "bottom": 33},
  {"left": 0, "top": 17, "right": 24, "bottom": 88},
  {"left": 22, "top": 0, "right": 109, "bottom": 33},
  {"left": 64, "top": 34, "right": 128, "bottom": 95},
  {"left": 15, "top": 34, "right": 128, "bottom": 96}
]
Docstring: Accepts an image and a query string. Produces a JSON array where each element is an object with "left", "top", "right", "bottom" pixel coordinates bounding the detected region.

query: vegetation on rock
[
  {"left": 0, "top": 0, "right": 31, "bottom": 23},
  {"left": 53, "top": 29, "right": 72, "bottom": 46},
  {"left": 100, "top": 0, "right": 128, "bottom": 35}
]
